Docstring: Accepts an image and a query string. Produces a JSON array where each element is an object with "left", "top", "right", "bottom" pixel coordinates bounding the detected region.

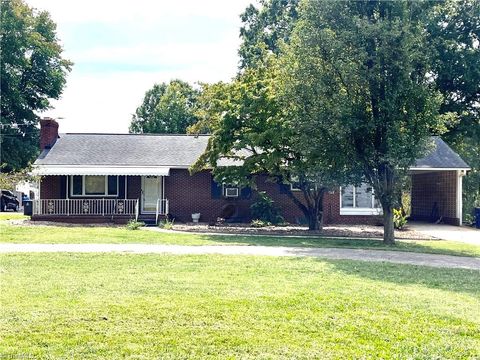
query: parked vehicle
[{"left": 0, "top": 190, "right": 20, "bottom": 212}]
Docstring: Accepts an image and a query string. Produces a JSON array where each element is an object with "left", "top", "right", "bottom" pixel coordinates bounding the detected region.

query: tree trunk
[
  {"left": 308, "top": 213, "right": 320, "bottom": 230},
  {"left": 383, "top": 205, "right": 395, "bottom": 245},
  {"left": 307, "top": 207, "right": 323, "bottom": 231}
]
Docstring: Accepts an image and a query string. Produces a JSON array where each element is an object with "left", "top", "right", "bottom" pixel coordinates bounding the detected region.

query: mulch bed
[{"left": 170, "top": 223, "right": 435, "bottom": 240}]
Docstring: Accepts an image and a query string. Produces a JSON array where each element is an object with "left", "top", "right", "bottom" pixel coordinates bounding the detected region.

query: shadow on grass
[
  {"left": 193, "top": 233, "right": 478, "bottom": 258},
  {"left": 313, "top": 257, "right": 480, "bottom": 296}
]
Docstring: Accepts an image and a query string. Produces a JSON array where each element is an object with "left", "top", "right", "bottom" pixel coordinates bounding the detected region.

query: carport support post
[{"left": 457, "top": 170, "right": 465, "bottom": 226}]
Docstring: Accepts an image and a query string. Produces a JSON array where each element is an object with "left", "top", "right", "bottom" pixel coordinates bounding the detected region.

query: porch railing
[
  {"left": 155, "top": 198, "right": 170, "bottom": 224},
  {"left": 32, "top": 199, "right": 139, "bottom": 217}
]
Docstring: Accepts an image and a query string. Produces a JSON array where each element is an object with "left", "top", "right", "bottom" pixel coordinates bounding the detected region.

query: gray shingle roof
[
  {"left": 35, "top": 133, "right": 469, "bottom": 170},
  {"left": 35, "top": 133, "right": 210, "bottom": 167},
  {"left": 413, "top": 137, "right": 470, "bottom": 169}
]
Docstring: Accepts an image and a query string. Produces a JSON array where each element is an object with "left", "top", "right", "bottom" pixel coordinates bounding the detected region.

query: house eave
[{"left": 32, "top": 165, "right": 172, "bottom": 176}]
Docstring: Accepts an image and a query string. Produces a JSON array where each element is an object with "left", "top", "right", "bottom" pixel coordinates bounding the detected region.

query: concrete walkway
[
  {"left": 1, "top": 243, "right": 479, "bottom": 270},
  {"left": 409, "top": 222, "right": 480, "bottom": 245}
]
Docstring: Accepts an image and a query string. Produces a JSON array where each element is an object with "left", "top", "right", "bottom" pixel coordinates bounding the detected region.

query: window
[
  {"left": 70, "top": 176, "right": 118, "bottom": 197},
  {"left": 340, "top": 183, "right": 381, "bottom": 215},
  {"left": 222, "top": 184, "right": 239, "bottom": 198}
]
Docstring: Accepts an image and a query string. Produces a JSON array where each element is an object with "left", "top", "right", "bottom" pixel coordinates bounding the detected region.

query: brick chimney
[{"left": 39, "top": 117, "right": 59, "bottom": 150}]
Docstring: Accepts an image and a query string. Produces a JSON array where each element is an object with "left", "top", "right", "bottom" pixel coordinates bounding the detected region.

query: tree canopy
[
  {"left": 284, "top": 0, "right": 445, "bottom": 243},
  {"left": 427, "top": 0, "right": 480, "bottom": 217},
  {"left": 0, "top": 0, "right": 72, "bottom": 172},
  {"left": 190, "top": 57, "right": 352, "bottom": 230},
  {"left": 239, "top": 0, "right": 299, "bottom": 69},
  {"left": 129, "top": 80, "right": 199, "bottom": 134}
]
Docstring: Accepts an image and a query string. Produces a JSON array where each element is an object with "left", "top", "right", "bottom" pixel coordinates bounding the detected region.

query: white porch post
[
  {"left": 457, "top": 170, "right": 465, "bottom": 226},
  {"left": 125, "top": 176, "right": 127, "bottom": 200}
]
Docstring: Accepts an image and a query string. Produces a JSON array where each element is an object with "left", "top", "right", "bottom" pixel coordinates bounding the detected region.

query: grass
[
  {"left": 1, "top": 220, "right": 479, "bottom": 257},
  {"left": 0, "top": 253, "right": 479, "bottom": 359},
  {"left": 0, "top": 212, "right": 28, "bottom": 221}
]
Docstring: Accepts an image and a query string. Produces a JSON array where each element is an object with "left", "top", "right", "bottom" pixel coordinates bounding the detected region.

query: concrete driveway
[{"left": 409, "top": 222, "right": 480, "bottom": 245}]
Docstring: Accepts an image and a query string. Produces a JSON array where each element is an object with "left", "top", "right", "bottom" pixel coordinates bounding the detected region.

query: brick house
[{"left": 32, "top": 118, "right": 470, "bottom": 225}]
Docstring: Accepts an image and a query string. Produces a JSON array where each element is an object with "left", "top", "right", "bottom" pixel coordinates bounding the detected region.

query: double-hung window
[
  {"left": 70, "top": 175, "right": 118, "bottom": 197},
  {"left": 340, "top": 183, "right": 381, "bottom": 215}
]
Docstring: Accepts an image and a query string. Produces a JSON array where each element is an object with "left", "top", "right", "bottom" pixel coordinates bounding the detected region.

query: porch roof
[{"left": 32, "top": 165, "right": 170, "bottom": 176}]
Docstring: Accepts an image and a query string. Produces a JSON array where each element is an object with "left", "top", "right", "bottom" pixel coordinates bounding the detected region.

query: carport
[{"left": 409, "top": 137, "right": 470, "bottom": 226}]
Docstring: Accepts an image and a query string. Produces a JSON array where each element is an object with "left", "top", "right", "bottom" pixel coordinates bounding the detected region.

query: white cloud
[{"left": 28, "top": 0, "right": 256, "bottom": 133}]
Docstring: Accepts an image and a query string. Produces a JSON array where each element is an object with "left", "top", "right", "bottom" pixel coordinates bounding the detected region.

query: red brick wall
[
  {"left": 164, "top": 170, "right": 381, "bottom": 225},
  {"left": 39, "top": 118, "right": 59, "bottom": 150},
  {"left": 40, "top": 176, "right": 65, "bottom": 199},
  {"left": 127, "top": 176, "right": 141, "bottom": 199},
  {"left": 411, "top": 171, "right": 459, "bottom": 225},
  {"left": 38, "top": 172, "right": 385, "bottom": 225}
]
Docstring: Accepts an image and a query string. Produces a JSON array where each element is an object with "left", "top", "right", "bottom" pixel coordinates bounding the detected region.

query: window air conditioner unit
[{"left": 224, "top": 187, "right": 239, "bottom": 198}]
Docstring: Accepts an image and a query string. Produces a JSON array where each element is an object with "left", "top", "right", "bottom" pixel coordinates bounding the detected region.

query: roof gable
[{"left": 413, "top": 137, "right": 470, "bottom": 169}]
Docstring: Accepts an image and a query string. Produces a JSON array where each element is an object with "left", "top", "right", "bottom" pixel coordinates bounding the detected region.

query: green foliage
[
  {"left": 250, "top": 191, "right": 284, "bottom": 225},
  {"left": 130, "top": 80, "right": 199, "bottom": 134},
  {"left": 282, "top": 0, "right": 445, "bottom": 243},
  {"left": 393, "top": 208, "right": 408, "bottom": 230},
  {"left": 250, "top": 219, "right": 272, "bottom": 228},
  {"left": 159, "top": 218, "right": 174, "bottom": 230},
  {"left": 426, "top": 0, "right": 480, "bottom": 221},
  {"left": 190, "top": 59, "right": 340, "bottom": 230},
  {"left": 239, "top": 0, "right": 299, "bottom": 69},
  {"left": 126, "top": 220, "right": 144, "bottom": 230},
  {"left": 0, "top": 166, "right": 37, "bottom": 190},
  {"left": 0, "top": 0, "right": 72, "bottom": 171}
]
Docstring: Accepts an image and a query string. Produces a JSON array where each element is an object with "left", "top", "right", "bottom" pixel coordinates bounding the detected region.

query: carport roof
[{"left": 412, "top": 137, "right": 470, "bottom": 170}]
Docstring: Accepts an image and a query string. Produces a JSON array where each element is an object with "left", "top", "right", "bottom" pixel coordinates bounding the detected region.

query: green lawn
[
  {"left": 0, "top": 212, "right": 28, "bottom": 221},
  {"left": 0, "top": 253, "right": 478, "bottom": 359},
  {"left": 1, "top": 220, "right": 480, "bottom": 257}
]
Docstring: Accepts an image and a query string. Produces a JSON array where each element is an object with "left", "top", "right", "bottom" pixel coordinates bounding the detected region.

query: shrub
[
  {"left": 159, "top": 218, "right": 174, "bottom": 230},
  {"left": 393, "top": 208, "right": 407, "bottom": 230},
  {"left": 126, "top": 220, "right": 145, "bottom": 230},
  {"left": 251, "top": 219, "right": 272, "bottom": 228},
  {"left": 250, "top": 191, "right": 284, "bottom": 225}
]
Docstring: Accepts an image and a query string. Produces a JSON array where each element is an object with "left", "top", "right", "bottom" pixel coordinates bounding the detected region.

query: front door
[{"left": 141, "top": 176, "right": 161, "bottom": 213}]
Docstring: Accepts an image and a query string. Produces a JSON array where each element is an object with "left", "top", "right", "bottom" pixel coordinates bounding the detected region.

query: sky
[{"left": 27, "top": 0, "right": 254, "bottom": 133}]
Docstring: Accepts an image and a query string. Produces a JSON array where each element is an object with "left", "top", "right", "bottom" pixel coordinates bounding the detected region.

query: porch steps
[{"left": 138, "top": 215, "right": 166, "bottom": 227}]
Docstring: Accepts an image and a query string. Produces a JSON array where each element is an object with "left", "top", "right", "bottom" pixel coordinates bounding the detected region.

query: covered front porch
[{"left": 32, "top": 166, "right": 171, "bottom": 223}]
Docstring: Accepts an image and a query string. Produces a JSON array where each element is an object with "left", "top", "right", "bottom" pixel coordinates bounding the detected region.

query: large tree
[
  {"left": 285, "top": 0, "right": 445, "bottom": 244},
  {"left": 239, "top": 0, "right": 299, "bottom": 70},
  {"left": 0, "top": 0, "right": 72, "bottom": 172},
  {"left": 129, "top": 80, "right": 199, "bottom": 134},
  {"left": 427, "top": 0, "right": 480, "bottom": 219},
  {"left": 190, "top": 59, "right": 349, "bottom": 230}
]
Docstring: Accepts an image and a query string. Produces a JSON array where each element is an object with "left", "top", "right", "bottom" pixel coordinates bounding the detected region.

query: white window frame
[
  {"left": 290, "top": 183, "right": 302, "bottom": 192},
  {"left": 339, "top": 185, "right": 382, "bottom": 216},
  {"left": 222, "top": 184, "right": 240, "bottom": 198},
  {"left": 69, "top": 175, "right": 119, "bottom": 197}
]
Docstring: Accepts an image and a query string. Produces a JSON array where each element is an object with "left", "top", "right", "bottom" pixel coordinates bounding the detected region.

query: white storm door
[{"left": 141, "top": 176, "right": 161, "bottom": 213}]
